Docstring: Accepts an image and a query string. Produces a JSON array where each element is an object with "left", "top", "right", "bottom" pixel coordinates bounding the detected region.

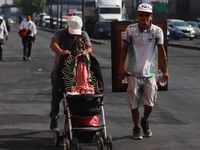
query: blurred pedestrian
[
  {"left": 18, "top": 15, "right": 24, "bottom": 25},
  {"left": 0, "top": 16, "right": 8, "bottom": 61},
  {"left": 119, "top": 3, "right": 169, "bottom": 140},
  {"left": 19, "top": 13, "right": 37, "bottom": 61}
]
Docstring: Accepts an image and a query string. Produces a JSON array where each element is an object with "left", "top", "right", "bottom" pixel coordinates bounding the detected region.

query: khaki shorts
[{"left": 127, "top": 76, "right": 157, "bottom": 109}]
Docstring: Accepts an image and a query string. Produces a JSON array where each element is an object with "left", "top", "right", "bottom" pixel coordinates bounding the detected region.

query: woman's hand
[{"left": 60, "top": 50, "right": 71, "bottom": 55}]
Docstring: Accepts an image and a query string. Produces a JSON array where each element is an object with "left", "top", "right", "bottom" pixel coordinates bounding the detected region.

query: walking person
[
  {"left": 49, "top": 16, "right": 93, "bottom": 131},
  {"left": 19, "top": 13, "right": 37, "bottom": 61},
  {"left": 18, "top": 15, "right": 24, "bottom": 25},
  {"left": 0, "top": 16, "right": 8, "bottom": 61},
  {"left": 119, "top": 3, "right": 169, "bottom": 140}
]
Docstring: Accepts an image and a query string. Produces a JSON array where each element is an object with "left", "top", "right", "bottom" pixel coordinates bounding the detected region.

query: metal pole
[
  {"left": 56, "top": 0, "right": 59, "bottom": 29},
  {"left": 60, "top": 0, "right": 63, "bottom": 29},
  {"left": 132, "top": 0, "right": 134, "bottom": 20},
  {"left": 82, "top": 0, "right": 85, "bottom": 30}
]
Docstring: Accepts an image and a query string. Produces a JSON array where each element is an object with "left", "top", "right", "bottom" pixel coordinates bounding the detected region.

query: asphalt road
[{"left": 0, "top": 23, "right": 200, "bottom": 150}]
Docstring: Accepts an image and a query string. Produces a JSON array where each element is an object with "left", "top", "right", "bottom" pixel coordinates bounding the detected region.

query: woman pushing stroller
[{"left": 49, "top": 16, "right": 93, "bottom": 131}]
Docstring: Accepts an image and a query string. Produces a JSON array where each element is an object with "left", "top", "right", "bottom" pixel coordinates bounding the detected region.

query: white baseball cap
[
  {"left": 137, "top": 3, "right": 153, "bottom": 13},
  {"left": 0, "top": 16, "right": 3, "bottom": 20},
  {"left": 67, "top": 16, "right": 83, "bottom": 35}
]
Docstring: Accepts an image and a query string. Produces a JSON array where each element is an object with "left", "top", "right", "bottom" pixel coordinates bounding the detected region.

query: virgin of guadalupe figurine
[{"left": 69, "top": 38, "right": 94, "bottom": 95}]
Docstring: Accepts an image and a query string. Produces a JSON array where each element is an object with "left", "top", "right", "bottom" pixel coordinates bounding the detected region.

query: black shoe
[
  {"left": 133, "top": 126, "right": 143, "bottom": 140},
  {"left": 140, "top": 118, "right": 152, "bottom": 137},
  {"left": 50, "top": 119, "right": 59, "bottom": 132},
  {"left": 23, "top": 56, "right": 27, "bottom": 61}
]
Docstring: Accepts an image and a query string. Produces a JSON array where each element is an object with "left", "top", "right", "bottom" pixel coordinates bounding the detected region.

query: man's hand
[
  {"left": 163, "top": 72, "right": 169, "bottom": 82},
  {"left": 118, "top": 68, "right": 131, "bottom": 79}
]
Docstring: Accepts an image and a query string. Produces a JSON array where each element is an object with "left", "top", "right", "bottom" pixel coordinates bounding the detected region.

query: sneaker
[
  {"left": 140, "top": 118, "right": 152, "bottom": 137},
  {"left": 50, "top": 119, "right": 59, "bottom": 132},
  {"left": 23, "top": 56, "right": 27, "bottom": 61},
  {"left": 133, "top": 126, "right": 143, "bottom": 140},
  {"left": 27, "top": 57, "right": 31, "bottom": 61}
]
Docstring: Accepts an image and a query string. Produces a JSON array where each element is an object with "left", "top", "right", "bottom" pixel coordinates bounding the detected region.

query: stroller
[{"left": 53, "top": 39, "right": 113, "bottom": 150}]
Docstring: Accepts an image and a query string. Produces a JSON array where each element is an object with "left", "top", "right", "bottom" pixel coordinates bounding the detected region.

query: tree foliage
[
  {"left": 0, "top": 4, "right": 11, "bottom": 16},
  {"left": 13, "top": 0, "right": 47, "bottom": 15}
]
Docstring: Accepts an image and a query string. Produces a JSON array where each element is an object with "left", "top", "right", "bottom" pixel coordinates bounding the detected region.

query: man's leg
[
  {"left": 132, "top": 108, "right": 143, "bottom": 140},
  {"left": 27, "top": 37, "right": 32, "bottom": 60},
  {"left": 140, "top": 105, "right": 153, "bottom": 137},
  {"left": 143, "top": 105, "right": 153, "bottom": 120},
  {"left": 131, "top": 108, "right": 139, "bottom": 126},
  {"left": 0, "top": 39, "right": 3, "bottom": 60},
  {"left": 0, "top": 44, "right": 2, "bottom": 61},
  {"left": 22, "top": 38, "right": 27, "bottom": 61},
  {"left": 140, "top": 76, "right": 157, "bottom": 137},
  {"left": 131, "top": 105, "right": 154, "bottom": 124},
  {"left": 127, "top": 76, "right": 143, "bottom": 140}
]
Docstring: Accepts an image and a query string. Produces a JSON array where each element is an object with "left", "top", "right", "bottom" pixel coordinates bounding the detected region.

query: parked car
[
  {"left": 92, "top": 21, "right": 111, "bottom": 39},
  {"left": 42, "top": 15, "right": 50, "bottom": 28},
  {"left": 186, "top": 21, "right": 200, "bottom": 38},
  {"left": 35, "top": 14, "right": 50, "bottom": 28},
  {"left": 52, "top": 18, "right": 67, "bottom": 29},
  {"left": 167, "top": 26, "right": 170, "bottom": 42},
  {"left": 167, "top": 19, "right": 195, "bottom": 40}
]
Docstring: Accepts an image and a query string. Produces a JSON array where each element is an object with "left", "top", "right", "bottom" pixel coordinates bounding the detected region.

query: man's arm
[
  {"left": 157, "top": 44, "right": 169, "bottom": 80},
  {"left": 118, "top": 40, "right": 129, "bottom": 77}
]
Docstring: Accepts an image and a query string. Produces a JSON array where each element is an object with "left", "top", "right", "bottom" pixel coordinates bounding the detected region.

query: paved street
[{"left": 0, "top": 23, "right": 200, "bottom": 150}]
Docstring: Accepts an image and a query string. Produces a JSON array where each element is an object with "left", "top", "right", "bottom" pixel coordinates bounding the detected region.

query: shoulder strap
[{"left": 27, "top": 23, "right": 31, "bottom": 29}]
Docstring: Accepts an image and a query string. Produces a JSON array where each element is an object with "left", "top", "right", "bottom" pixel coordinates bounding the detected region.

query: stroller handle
[{"left": 66, "top": 93, "right": 103, "bottom": 100}]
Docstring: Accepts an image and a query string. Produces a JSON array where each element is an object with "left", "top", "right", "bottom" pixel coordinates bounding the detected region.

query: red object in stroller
[{"left": 53, "top": 50, "right": 113, "bottom": 150}]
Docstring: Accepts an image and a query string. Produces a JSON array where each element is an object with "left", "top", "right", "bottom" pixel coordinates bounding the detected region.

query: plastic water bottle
[{"left": 158, "top": 70, "right": 167, "bottom": 86}]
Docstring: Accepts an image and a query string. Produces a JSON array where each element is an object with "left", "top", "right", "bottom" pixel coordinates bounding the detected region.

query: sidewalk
[
  {"left": 168, "top": 40, "right": 200, "bottom": 50},
  {"left": 38, "top": 27, "right": 107, "bottom": 44}
]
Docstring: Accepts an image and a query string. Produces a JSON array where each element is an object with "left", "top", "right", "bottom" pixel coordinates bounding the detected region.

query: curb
[
  {"left": 38, "top": 27, "right": 106, "bottom": 45},
  {"left": 39, "top": 28, "right": 199, "bottom": 48},
  {"left": 90, "top": 38, "right": 106, "bottom": 45},
  {"left": 168, "top": 42, "right": 200, "bottom": 50}
]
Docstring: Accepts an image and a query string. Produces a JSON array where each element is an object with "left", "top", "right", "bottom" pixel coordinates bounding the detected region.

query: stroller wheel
[
  {"left": 106, "top": 135, "right": 113, "bottom": 150},
  {"left": 54, "top": 130, "right": 60, "bottom": 146},
  {"left": 71, "top": 137, "right": 80, "bottom": 150},
  {"left": 97, "top": 137, "right": 104, "bottom": 150},
  {"left": 63, "top": 138, "right": 70, "bottom": 150}
]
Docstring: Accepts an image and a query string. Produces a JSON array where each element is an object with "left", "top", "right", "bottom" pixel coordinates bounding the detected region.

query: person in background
[
  {"left": 0, "top": 16, "right": 8, "bottom": 61},
  {"left": 119, "top": 3, "right": 169, "bottom": 140},
  {"left": 19, "top": 13, "right": 37, "bottom": 61},
  {"left": 49, "top": 16, "right": 92, "bottom": 131},
  {"left": 5, "top": 18, "right": 10, "bottom": 32},
  {"left": 18, "top": 15, "right": 24, "bottom": 25}
]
